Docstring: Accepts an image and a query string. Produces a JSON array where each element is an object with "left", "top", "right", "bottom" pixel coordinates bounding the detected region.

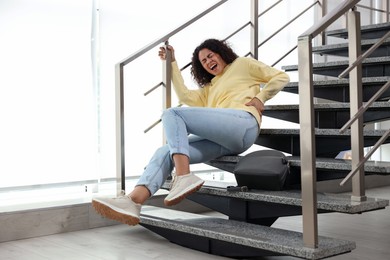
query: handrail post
[
  {"left": 250, "top": 0, "right": 259, "bottom": 59},
  {"left": 162, "top": 41, "right": 172, "bottom": 145},
  {"left": 347, "top": 9, "right": 366, "bottom": 202},
  {"left": 383, "top": 0, "right": 389, "bottom": 22},
  {"left": 298, "top": 35, "right": 318, "bottom": 248},
  {"left": 317, "top": 0, "right": 328, "bottom": 46},
  {"left": 115, "top": 63, "right": 126, "bottom": 195}
]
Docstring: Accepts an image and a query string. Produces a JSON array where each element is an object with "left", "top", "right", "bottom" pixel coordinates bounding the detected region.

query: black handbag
[{"left": 233, "top": 149, "right": 290, "bottom": 191}]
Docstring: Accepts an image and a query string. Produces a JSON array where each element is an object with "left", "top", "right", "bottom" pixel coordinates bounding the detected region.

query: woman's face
[{"left": 198, "top": 48, "right": 227, "bottom": 76}]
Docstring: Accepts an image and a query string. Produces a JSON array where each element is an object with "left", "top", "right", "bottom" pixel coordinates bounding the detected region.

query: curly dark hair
[{"left": 191, "top": 39, "right": 238, "bottom": 87}]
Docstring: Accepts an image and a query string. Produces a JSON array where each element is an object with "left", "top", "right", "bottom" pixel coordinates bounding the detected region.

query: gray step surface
[
  {"left": 282, "top": 56, "right": 390, "bottom": 78},
  {"left": 140, "top": 205, "right": 356, "bottom": 260},
  {"left": 326, "top": 22, "right": 390, "bottom": 40},
  {"left": 312, "top": 38, "right": 390, "bottom": 57},
  {"left": 161, "top": 180, "right": 389, "bottom": 214},
  {"left": 263, "top": 101, "right": 390, "bottom": 128},
  {"left": 210, "top": 155, "right": 390, "bottom": 176},
  {"left": 282, "top": 76, "right": 390, "bottom": 102},
  {"left": 256, "top": 128, "right": 390, "bottom": 157}
]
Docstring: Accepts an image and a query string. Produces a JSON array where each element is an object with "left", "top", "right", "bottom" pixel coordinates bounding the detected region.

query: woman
[{"left": 92, "top": 38, "right": 290, "bottom": 226}]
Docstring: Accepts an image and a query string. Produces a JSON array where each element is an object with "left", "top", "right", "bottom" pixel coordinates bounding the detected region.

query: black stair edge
[
  {"left": 259, "top": 128, "right": 388, "bottom": 137},
  {"left": 284, "top": 76, "right": 390, "bottom": 88},
  {"left": 210, "top": 155, "right": 390, "bottom": 176},
  {"left": 326, "top": 22, "right": 390, "bottom": 39},
  {"left": 264, "top": 101, "right": 390, "bottom": 111},
  {"left": 140, "top": 206, "right": 356, "bottom": 260},
  {"left": 312, "top": 38, "right": 390, "bottom": 55},
  {"left": 290, "top": 156, "right": 390, "bottom": 175},
  {"left": 161, "top": 180, "right": 389, "bottom": 213},
  {"left": 282, "top": 56, "right": 390, "bottom": 71}
]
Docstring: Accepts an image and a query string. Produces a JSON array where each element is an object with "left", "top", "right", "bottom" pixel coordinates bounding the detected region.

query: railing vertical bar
[
  {"left": 298, "top": 35, "right": 318, "bottom": 248},
  {"left": 115, "top": 63, "right": 125, "bottom": 195},
  {"left": 383, "top": 0, "right": 389, "bottom": 22},
  {"left": 347, "top": 10, "right": 366, "bottom": 202},
  {"left": 317, "top": 0, "right": 327, "bottom": 46},
  {"left": 251, "top": 0, "right": 259, "bottom": 59},
  {"left": 162, "top": 41, "right": 172, "bottom": 145}
]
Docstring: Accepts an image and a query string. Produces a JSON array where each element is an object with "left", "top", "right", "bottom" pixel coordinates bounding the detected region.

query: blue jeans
[{"left": 136, "top": 107, "right": 259, "bottom": 195}]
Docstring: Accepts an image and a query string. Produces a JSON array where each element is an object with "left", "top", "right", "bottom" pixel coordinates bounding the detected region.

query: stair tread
[
  {"left": 140, "top": 205, "right": 356, "bottom": 259},
  {"left": 211, "top": 155, "right": 390, "bottom": 174},
  {"left": 260, "top": 128, "right": 388, "bottom": 136},
  {"left": 264, "top": 101, "right": 390, "bottom": 110},
  {"left": 326, "top": 22, "right": 390, "bottom": 39},
  {"left": 312, "top": 38, "right": 390, "bottom": 54},
  {"left": 285, "top": 76, "right": 390, "bottom": 88},
  {"left": 162, "top": 180, "right": 389, "bottom": 213},
  {"left": 282, "top": 56, "right": 390, "bottom": 71},
  {"left": 289, "top": 156, "right": 390, "bottom": 174},
  {"left": 282, "top": 77, "right": 390, "bottom": 102}
]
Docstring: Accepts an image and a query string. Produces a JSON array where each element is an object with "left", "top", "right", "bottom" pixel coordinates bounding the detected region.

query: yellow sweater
[{"left": 171, "top": 57, "right": 290, "bottom": 127}]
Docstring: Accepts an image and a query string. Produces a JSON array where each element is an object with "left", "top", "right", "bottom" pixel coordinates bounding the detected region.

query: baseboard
[{"left": 0, "top": 195, "right": 212, "bottom": 243}]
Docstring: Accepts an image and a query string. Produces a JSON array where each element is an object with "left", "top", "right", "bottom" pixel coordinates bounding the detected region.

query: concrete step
[
  {"left": 255, "top": 128, "right": 390, "bottom": 157},
  {"left": 140, "top": 205, "right": 356, "bottom": 259},
  {"left": 263, "top": 101, "right": 390, "bottom": 128},
  {"left": 312, "top": 38, "right": 390, "bottom": 57},
  {"left": 282, "top": 76, "right": 390, "bottom": 102},
  {"left": 326, "top": 22, "right": 390, "bottom": 40},
  {"left": 282, "top": 56, "right": 390, "bottom": 78}
]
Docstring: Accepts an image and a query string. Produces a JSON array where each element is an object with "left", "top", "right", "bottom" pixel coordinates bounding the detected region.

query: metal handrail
[
  {"left": 300, "top": 0, "right": 360, "bottom": 38},
  {"left": 143, "top": 0, "right": 321, "bottom": 132},
  {"left": 117, "top": 0, "right": 228, "bottom": 67},
  {"left": 258, "top": 1, "right": 319, "bottom": 48},
  {"left": 297, "top": 0, "right": 361, "bottom": 248},
  {"left": 272, "top": 45, "right": 297, "bottom": 66}
]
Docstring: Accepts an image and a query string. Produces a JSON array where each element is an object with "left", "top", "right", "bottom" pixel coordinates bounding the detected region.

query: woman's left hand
[{"left": 245, "top": 97, "right": 264, "bottom": 115}]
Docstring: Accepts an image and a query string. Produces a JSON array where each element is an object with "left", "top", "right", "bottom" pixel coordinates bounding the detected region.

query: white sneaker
[
  {"left": 92, "top": 195, "right": 141, "bottom": 226},
  {"left": 164, "top": 173, "right": 205, "bottom": 206}
]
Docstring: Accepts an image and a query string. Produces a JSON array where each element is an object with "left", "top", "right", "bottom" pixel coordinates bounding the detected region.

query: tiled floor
[{"left": 0, "top": 185, "right": 389, "bottom": 260}]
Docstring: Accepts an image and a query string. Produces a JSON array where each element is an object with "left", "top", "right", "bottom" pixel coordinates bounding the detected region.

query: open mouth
[{"left": 210, "top": 64, "right": 217, "bottom": 71}]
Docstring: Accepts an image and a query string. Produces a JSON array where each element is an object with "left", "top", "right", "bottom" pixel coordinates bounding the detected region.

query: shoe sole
[
  {"left": 164, "top": 181, "right": 205, "bottom": 206},
  {"left": 92, "top": 200, "right": 140, "bottom": 226}
]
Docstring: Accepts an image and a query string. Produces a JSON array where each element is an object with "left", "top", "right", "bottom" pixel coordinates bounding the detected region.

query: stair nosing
[{"left": 140, "top": 206, "right": 356, "bottom": 259}]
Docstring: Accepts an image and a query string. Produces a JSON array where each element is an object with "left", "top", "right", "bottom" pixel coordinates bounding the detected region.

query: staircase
[{"left": 137, "top": 21, "right": 390, "bottom": 259}]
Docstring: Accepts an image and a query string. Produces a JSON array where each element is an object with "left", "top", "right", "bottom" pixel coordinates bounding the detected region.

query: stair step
[
  {"left": 162, "top": 180, "right": 389, "bottom": 213},
  {"left": 312, "top": 38, "right": 390, "bottom": 57},
  {"left": 255, "top": 128, "right": 390, "bottom": 157},
  {"left": 210, "top": 155, "right": 390, "bottom": 176},
  {"left": 282, "top": 76, "right": 390, "bottom": 102},
  {"left": 140, "top": 206, "right": 356, "bottom": 259},
  {"left": 326, "top": 22, "right": 390, "bottom": 40},
  {"left": 263, "top": 101, "right": 390, "bottom": 128},
  {"left": 282, "top": 56, "right": 390, "bottom": 78}
]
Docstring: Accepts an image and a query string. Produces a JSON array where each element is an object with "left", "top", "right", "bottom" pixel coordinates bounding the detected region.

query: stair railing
[
  {"left": 115, "top": 0, "right": 228, "bottom": 192},
  {"left": 338, "top": 30, "right": 390, "bottom": 187},
  {"left": 297, "top": 0, "right": 361, "bottom": 248},
  {"left": 114, "top": 0, "right": 367, "bottom": 250},
  {"left": 144, "top": 0, "right": 321, "bottom": 135}
]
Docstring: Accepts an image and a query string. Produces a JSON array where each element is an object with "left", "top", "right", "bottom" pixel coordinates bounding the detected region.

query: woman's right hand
[{"left": 158, "top": 45, "right": 176, "bottom": 62}]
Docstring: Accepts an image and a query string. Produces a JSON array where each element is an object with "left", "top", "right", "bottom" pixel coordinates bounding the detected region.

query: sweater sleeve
[
  {"left": 171, "top": 61, "right": 206, "bottom": 107},
  {"left": 249, "top": 59, "right": 290, "bottom": 104}
]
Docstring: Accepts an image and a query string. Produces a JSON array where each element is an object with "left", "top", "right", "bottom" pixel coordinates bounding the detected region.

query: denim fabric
[{"left": 136, "top": 107, "right": 259, "bottom": 195}]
